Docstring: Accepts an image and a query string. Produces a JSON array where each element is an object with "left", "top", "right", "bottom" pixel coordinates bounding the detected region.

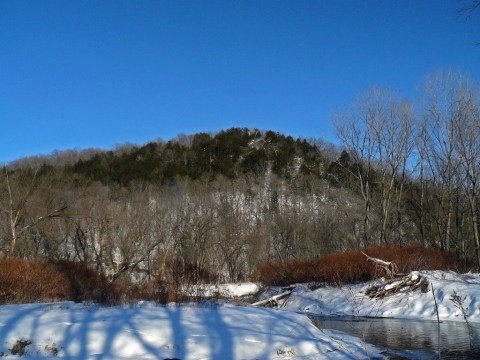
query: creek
[{"left": 310, "top": 315, "right": 480, "bottom": 359}]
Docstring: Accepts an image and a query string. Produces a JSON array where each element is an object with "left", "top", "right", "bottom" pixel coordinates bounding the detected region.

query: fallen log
[
  {"left": 364, "top": 273, "right": 429, "bottom": 299},
  {"left": 251, "top": 290, "right": 292, "bottom": 307}
]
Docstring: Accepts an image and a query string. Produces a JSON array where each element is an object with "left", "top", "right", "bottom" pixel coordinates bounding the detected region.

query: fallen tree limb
[
  {"left": 361, "top": 251, "right": 403, "bottom": 278},
  {"left": 364, "top": 273, "right": 429, "bottom": 299},
  {"left": 251, "top": 290, "right": 292, "bottom": 307}
]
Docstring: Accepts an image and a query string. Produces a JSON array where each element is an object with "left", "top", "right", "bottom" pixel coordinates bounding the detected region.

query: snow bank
[
  {"left": 0, "top": 302, "right": 385, "bottom": 359},
  {"left": 283, "top": 270, "right": 480, "bottom": 323}
]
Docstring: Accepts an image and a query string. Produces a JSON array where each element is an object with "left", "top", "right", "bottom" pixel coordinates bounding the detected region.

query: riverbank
[
  {"left": 0, "top": 301, "right": 385, "bottom": 359},
  {"left": 1, "top": 270, "right": 478, "bottom": 359},
  {"left": 281, "top": 270, "right": 480, "bottom": 323}
]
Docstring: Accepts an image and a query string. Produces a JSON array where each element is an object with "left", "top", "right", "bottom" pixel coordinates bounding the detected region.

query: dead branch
[
  {"left": 361, "top": 251, "right": 402, "bottom": 278},
  {"left": 364, "top": 273, "right": 429, "bottom": 299},
  {"left": 17, "top": 204, "right": 68, "bottom": 237},
  {"left": 251, "top": 290, "right": 292, "bottom": 307},
  {"left": 108, "top": 235, "right": 169, "bottom": 284},
  {"left": 458, "top": 0, "right": 480, "bottom": 19}
]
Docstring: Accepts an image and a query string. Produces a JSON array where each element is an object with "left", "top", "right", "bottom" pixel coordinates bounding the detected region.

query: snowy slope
[
  {"left": 283, "top": 271, "right": 480, "bottom": 322},
  {"left": 0, "top": 302, "right": 384, "bottom": 359}
]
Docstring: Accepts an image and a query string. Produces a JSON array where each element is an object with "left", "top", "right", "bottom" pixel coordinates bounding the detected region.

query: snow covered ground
[
  {"left": 0, "top": 302, "right": 383, "bottom": 359},
  {"left": 182, "top": 282, "right": 261, "bottom": 298},
  {"left": 282, "top": 271, "right": 480, "bottom": 323},
  {"left": 1, "top": 270, "right": 479, "bottom": 359}
]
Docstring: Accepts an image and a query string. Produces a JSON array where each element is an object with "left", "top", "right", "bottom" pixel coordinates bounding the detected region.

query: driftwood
[
  {"left": 361, "top": 251, "right": 402, "bottom": 278},
  {"left": 365, "top": 273, "right": 429, "bottom": 299},
  {"left": 361, "top": 252, "right": 429, "bottom": 298},
  {"left": 251, "top": 289, "right": 292, "bottom": 307}
]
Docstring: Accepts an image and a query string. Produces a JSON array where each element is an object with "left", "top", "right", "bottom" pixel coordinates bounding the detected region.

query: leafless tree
[
  {"left": 453, "top": 82, "right": 480, "bottom": 266},
  {"left": 368, "top": 89, "right": 414, "bottom": 244},
  {"left": 334, "top": 87, "right": 415, "bottom": 245},
  {"left": 417, "top": 71, "right": 480, "bottom": 264},
  {"left": 419, "top": 71, "right": 465, "bottom": 251},
  {"left": 0, "top": 167, "right": 67, "bottom": 256},
  {"left": 333, "top": 104, "right": 375, "bottom": 246}
]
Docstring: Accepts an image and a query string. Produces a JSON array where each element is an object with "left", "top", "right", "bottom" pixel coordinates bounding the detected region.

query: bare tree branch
[{"left": 458, "top": 0, "right": 480, "bottom": 19}]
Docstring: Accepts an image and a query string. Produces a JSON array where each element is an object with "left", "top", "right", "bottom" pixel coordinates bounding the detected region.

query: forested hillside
[
  {"left": 1, "top": 72, "right": 479, "bottom": 292},
  {"left": 1, "top": 129, "right": 350, "bottom": 284}
]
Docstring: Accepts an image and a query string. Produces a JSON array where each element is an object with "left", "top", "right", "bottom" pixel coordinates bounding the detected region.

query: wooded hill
[
  {"left": 2, "top": 72, "right": 480, "bottom": 289},
  {"left": 69, "top": 129, "right": 327, "bottom": 185},
  {"left": 2, "top": 129, "right": 351, "bottom": 284}
]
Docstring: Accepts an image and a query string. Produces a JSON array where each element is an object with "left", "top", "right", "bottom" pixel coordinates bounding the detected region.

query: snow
[
  {"left": 1, "top": 270, "right": 479, "bottom": 359},
  {"left": 0, "top": 302, "right": 384, "bottom": 359},
  {"left": 283, "top": 270, "right": 480, "bottom": 323},
  {"left": 183, "top": 282, "right": 260, "bottom": 298}
]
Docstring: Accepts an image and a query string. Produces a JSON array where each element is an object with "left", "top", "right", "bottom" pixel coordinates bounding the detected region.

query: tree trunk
[{"left": 468, "top": 190, "right": 480, "bottom": 267}]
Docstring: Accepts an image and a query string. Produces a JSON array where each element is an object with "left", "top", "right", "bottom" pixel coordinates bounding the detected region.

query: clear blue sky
[{"left": 1, "top": 0, "right": 479, "bottom": 163}]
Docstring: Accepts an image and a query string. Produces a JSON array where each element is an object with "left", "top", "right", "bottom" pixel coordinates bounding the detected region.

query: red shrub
[
  {"left": 0, "top": 258, "right": 68, "bottom": 303},
  {"left": 256, "top": 244, "right": 459, "bottom": 286},
  {"left": 314, "top": 251, "right": 376, "bottom": 284},
  {"left": 0, "top": 258, "right": 120, "bottom": 304},
  {"left": 366, "top": 244, "right": 455, "bottom": 273}
]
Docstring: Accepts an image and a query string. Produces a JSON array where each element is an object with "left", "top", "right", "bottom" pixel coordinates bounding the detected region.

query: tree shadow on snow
[{"left": 0, "top": 302, "right": 237, "bottom": 359}]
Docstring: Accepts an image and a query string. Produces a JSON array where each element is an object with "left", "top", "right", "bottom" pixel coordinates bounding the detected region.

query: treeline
[
  {"left": 69, "top": 128, "right": 326, "bottom": 185},
  {"left": 1, "top": 70, "right": 479, "bottom": 288},
  {"left": 332, "top": 71, "right": 480, "bottom": 266}
]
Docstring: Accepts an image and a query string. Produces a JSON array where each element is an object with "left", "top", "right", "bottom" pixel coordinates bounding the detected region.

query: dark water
[{"left": 310, "top": 315, "right": 480, "bottom": 359}]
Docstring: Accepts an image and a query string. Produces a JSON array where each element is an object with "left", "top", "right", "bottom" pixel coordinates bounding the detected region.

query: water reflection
[{"left": 310, "top": 316, "right": 480, "bottom": 359}]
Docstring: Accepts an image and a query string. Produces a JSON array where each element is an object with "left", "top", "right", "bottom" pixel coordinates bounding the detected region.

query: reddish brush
[
  {"left": 256, "top": 244, "right": 460, "bottom": 286},
  {"left": 0, "top": 258, "right": 120, "bottom": 304},
  {"left": 0, "top": 258, "right": 69, "bottom": 304}
]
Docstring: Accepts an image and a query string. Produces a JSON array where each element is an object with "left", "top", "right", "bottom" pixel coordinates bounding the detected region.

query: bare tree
[
  {"left": 333, "top": 102, "right": 376, "bottom": 246},
  {"left": 334, "top": 87, "right": 415, "bottom": 245},
  {"left": 367, "top": 90, "right": 414, "bottom": 244},
  {"left": 419, "top": 71, "right": 464, "bottom": 251},
  {"left": 68, "top": 184, "right": 113, "bottom": 270},
  {"left": 0, "top": 167, "right": 66, "bottom": 256},
  {"left": 419, "top": 71, "right": 480, "bottom": 265},
  {"left": 454, "top": 82, "right": 480, "bottom": 266}
]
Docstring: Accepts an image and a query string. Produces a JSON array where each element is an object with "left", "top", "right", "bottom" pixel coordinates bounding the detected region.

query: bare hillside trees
[
  {"left": 335, "top": 71, "right": 480, "bottom": 266},
  {"left": 0, "top": 167, "right": 67, "bottom": 256},
  {"left": 0, "top": 166, "right": 358, "bottom": 283},
  {"left": 334, "top": 87, "right": 414, "bottom": 246},
  {"left": 418, "top": 72, "right": 480, "bottom": 264}
]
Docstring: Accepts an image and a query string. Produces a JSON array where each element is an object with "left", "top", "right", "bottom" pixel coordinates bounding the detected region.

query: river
[{"left": 310, "top": 315, "right": 480, "bottom": 359}]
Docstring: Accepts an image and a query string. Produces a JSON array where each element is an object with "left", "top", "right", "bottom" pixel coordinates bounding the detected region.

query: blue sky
[{"left": 1, "top": 0, "right": 479, "bottom": 163}]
